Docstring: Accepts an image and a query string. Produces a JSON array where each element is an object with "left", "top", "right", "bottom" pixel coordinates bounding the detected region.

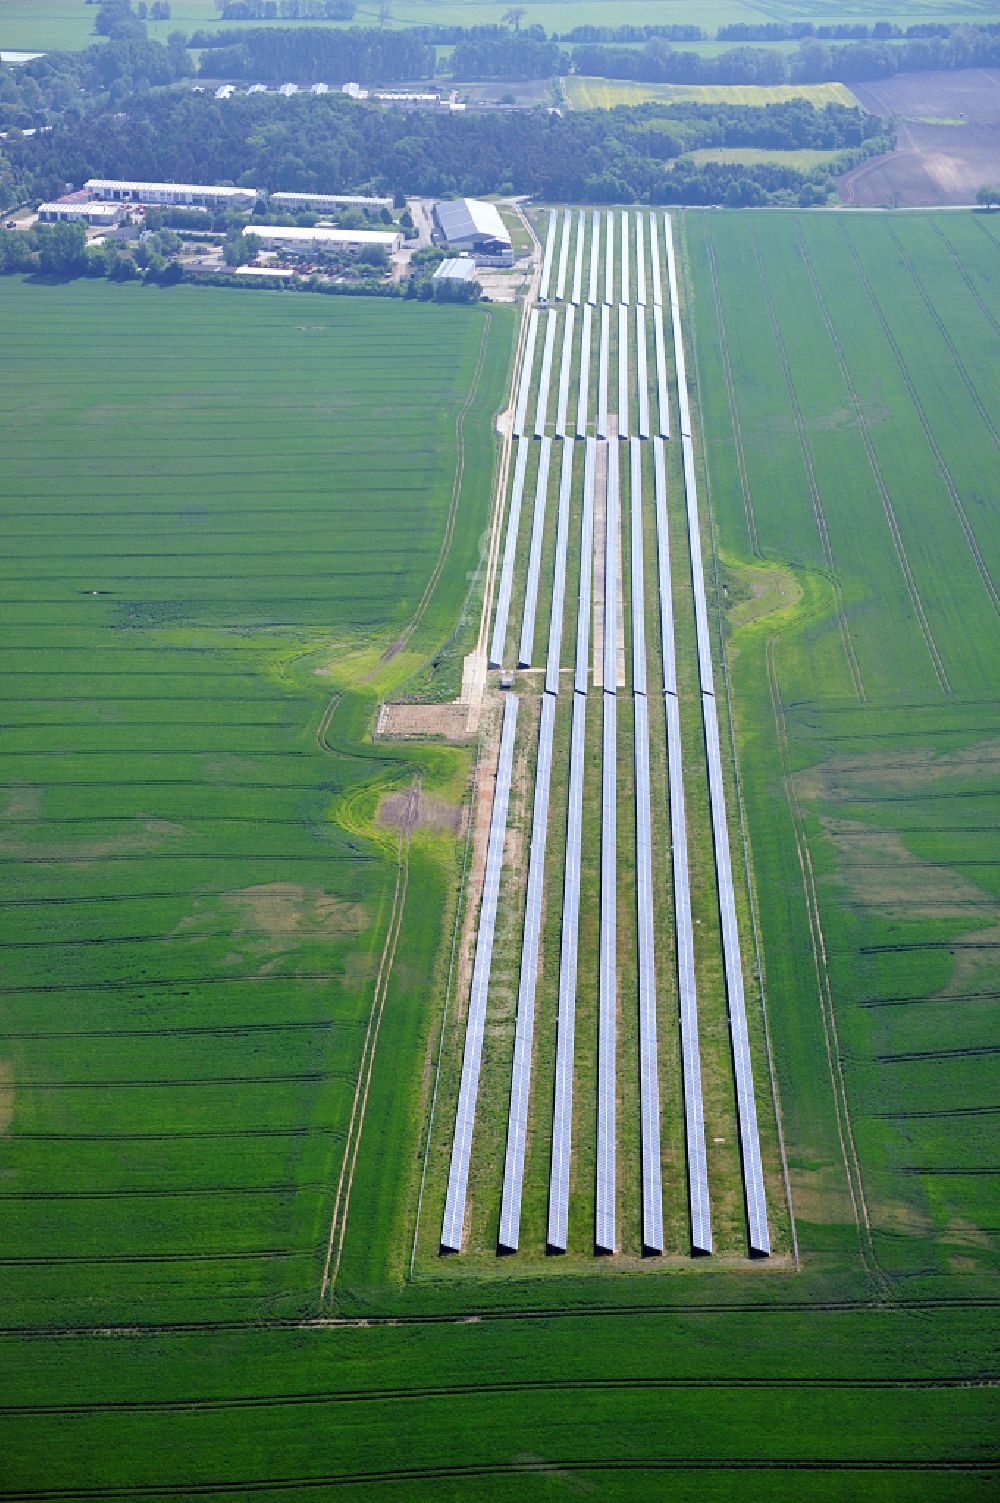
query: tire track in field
[
  {"left": 4, "top": 1294, "right": 997, "bottom": 1339},
  {"left": 13, "top": 1073, "right": 348, "bottom": 1090},
  {"left": 320, "top": 780, "right": 419, "bottom": 1301},
  {"left": 3, "top": 1024, "right": 350, "bottom": 1042},
  {"left": 7, "top": 1128, "right": 342, "bottom": 1141},
  {"left": 377, "top": 317, "right": 492, "bottom": 667},
  {"left": 5, "top": 1458, "right": 995, "bottom": 1499},
  {"left": 875, "top": 1046, "right": 1000, "bottom": 1063},
  {"left": 929, "top": 219, "right": 1000, "bottom": 340},
  {"left": 0, "top": 1185, "right": 317, "bottom": 1202},
  {"left": 703, "top": 234, "right": 761, "bottom": 557},
  {"left": 2, "top": 976, "right": 340, "bottom": 996},
  {"left": 839, "top": 227, "right": 999, "bottom": 616},
  {"left": 749, "top": 226, "right": 867, "bottom": 703},
  {"left": 802, "top": 228, "right": 951, "bottom": 695},
  {"left": 764, "top": 635, "right": 886, "bottom": 1292},
  {"left": 876, "top": 1104, "right": 999, "bottom": 1119},
  {"left": 6, "top": 1374, "right": 992, "bottom": 1418},
  {"left": 885, "top": 225, "right": 1000, "bottom": 451}
]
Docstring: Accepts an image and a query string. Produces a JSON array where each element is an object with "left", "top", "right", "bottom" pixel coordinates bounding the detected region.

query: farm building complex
[
  {"left": 433, "top": 257, "right": 478, "bottom": 284},
  {"left": 433, "top": 198, "right": 514, "bottom": 265},
  {"left": 269, "top": 191, "right": 393, "bottom": 211},
  {"left": 85, "top": 179, "right": 259, "bottom": 209},
  {"left": 36, "top": 200, "right": 121, "bottom": 226},
  {"left": 245, "top": 225, "right": 402, "bottom": 254}
]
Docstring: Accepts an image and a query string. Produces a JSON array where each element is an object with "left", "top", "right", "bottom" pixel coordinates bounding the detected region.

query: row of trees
[
  {"left": 573, "top": 26, "right": 1000, "bottom": 88},
  {"left": 1, "top": 89, "right": 888, "bottom": 212},
  {"left": 197, "top": 28, "right": 433, "bottom": 82}
]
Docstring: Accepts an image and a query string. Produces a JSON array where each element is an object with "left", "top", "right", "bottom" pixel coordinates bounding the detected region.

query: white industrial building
[
  {"left": 433, "top": 198, "right": 513, "bottom": 266},
  {"left": 36, "top": 200, "right": 122, "bottom": 227},
  {"left": 86, "top": 179, "right": 259, "bottom": 210},
  {"left": 269, "top": 191, "right": 393, "bottom": 212},
  {"left": 433, "top": 257, "right": 478, "bottom": 284},
  {"left": 245, "top": 225, "right": 402, "bottom": 254}
]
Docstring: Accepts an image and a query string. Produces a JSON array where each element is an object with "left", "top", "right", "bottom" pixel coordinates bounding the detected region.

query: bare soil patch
[
  {"left": 841, "top": 70, "right": 1000, "bottom": 207},
  {"left": 378, "top": 789, "right": 462, "bottom": 837},
  {"left": 377, "top": 702, "right": 472, "bottom": 741}
]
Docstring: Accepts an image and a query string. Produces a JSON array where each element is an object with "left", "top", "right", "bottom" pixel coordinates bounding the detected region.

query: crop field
[
  {"left": 3, "top": 1, "right": 993, "bottom": 52},
  {"left": 3, "top": 211, "right": 998, "bottom": 1498},
  {"left": 0, "top": 278, "right": 511, "bottom": 1329},
  {"left": 684, "top": 146, "right": 841, "bottom": 169},
  {"left": 685, "top": 207, "right": 1000, "bottom": 1285},
  {"left": 565, "top": 76, "right": 859, "bottom": 110}
]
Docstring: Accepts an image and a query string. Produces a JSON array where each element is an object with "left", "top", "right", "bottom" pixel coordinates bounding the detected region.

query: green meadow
[
  {"left": 2, "top": 207, "right": 998, "bottom": 1498},
  {"left": 2, "top": 0, "right": 992, "bottom": 52}
]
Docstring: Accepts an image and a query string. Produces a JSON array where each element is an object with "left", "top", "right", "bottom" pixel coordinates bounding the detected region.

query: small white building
[
  {"left": 37, "top": 200, "right": 122, "bottom": 227},
  {"left": 245, "top": 225, "right": 402, "bottom": 254},
  {"left": 269, "top": 191, "right": 393, "bottom": 212},
  {"left": 215, "top": 85, "right": 235, "bottom": 100},
  {"left": 433, "top": 198, "right": 513, "bottom": 266},
  {"left": 86, "top": 179, "right": 259, "bottom": 210},
  {"left": 278, "top": 83, "right": 298, "bottom": 98},
  {"left": 310, "top": 83, "right": 330, "bottom": 95},
  {"left": 433, "top": 257, "right": 478, "bottom": 283}
]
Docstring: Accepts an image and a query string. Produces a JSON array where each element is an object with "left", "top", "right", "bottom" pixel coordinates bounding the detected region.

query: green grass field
[
  {"left": 3, "top": 210, "right": 999, "bottom": 1498},
  {"left": 565, "top": 75, "right": 859, "bottom": 109},
  {"left": 2, "top": 0, "right": 992, "bottom": 52},
  {"left": 0, "top": 277, "right": 511, "bottom": 1328},
  {"left": 683, "top": 145, "right": 841, "bottom": 169}
]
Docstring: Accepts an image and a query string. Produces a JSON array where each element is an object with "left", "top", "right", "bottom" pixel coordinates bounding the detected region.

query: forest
[{"left": 1, "top": 88, "right": 889, "bottom": 213}]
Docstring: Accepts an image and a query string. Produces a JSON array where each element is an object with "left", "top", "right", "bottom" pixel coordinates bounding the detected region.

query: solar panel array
[
  {"left": 444, "top": 205, "right": 770, "bottom": 1262},
  {"left": 664, "top": 215, "right": 770, "bottom": 1257},
  {"left": 441, "top": 693, "right": 519, "bottom": 1252}
]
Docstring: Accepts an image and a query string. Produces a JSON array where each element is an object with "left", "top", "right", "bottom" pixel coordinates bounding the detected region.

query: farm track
[
  {"left": 6, "top": 1374, "right": 993, "bottom": 1418},
  {"left": 4, "top": 1457, "right": 996, "bottom": 1500},
  {"left": 930, "top": 220, "right": 1000, "bottom": 340},
  {"left": 800, "top": 230, "right": 951, "bottom": 694},
  {"left": 884, "top": 225, "right": 1000, "bottom": 452},
  {"left": 838, "top": 230, "right": 1000, "bottom": 616},
  {"left": 320, "top": 779, "right": 419, "bottom": 1301},
  {"left": 4, "top": 1293, "right": 997, "bottom": 1339},
  {"left": 749, "top": 226, "right": 866, "bottom": 703}
]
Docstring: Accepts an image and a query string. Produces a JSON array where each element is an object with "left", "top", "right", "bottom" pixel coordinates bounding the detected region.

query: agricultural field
[
  {"left": 0, "top": 278, "right": 511, "bottom": 1329},
  {"left": 3, "top": 207, "right": 999, "bottom": 1497},
  {"left": 2, "top": 0, "right": 993, "bottom": 52},
  {"left": 684, "top": 146, "right": 842, "bottom": 170},
  {"left": 564, "top": 76, "right": 859, "bottom": 109},
  {"left": 842, "top": 68, "right": 1000, "bottom": 205}
]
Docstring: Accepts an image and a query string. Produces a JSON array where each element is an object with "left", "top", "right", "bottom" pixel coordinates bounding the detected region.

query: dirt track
[{"left": 841, "top": 69, "right": 1000, "bottom": 207}]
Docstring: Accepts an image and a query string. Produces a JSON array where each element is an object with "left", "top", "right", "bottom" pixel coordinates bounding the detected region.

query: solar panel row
[
  {"left": 636, "top": 212, "right": 647, "bottom": 308},
  {"left": 576, "top": 303, "right": 593, "bottom": 440},
  {"left": 664, "top": 215, "right": 770, "bottom": 1257},
  {"left": 555, "top": 303, "right": 576, "bottom": 440},
  {"left": 617, "top": 301, "right": 630, "bottom": 440},
  {"left": 654, "top": 309, "right": 671, "bottom": 440},
  {"left": 653, "top": 436, "right": 712, "bottom": 1253},
  {"left": 649, "top": 212, "right": 663, "bottom": 308},
  {"left": 488, "top": 437, "right": 529, "bottom": 668},
  {"left": 588, "top": 209, "right": 600, "bottom": 307},
  {"left": 596, "top": 438, "right": 619, "bottom": 1253},
  {"left": 604, "top": 209, "right": 615, "bottom": 307},
  {"left": 513, "top": 307, "right": 539, "bottom": 439},
  {"left": 571, "top": 209, "right": 585, "bottom": 307},
  {"left": 630, "top": 438, "right": 664, "bottom": 1254},
  {"left": 539, "top": 208, "right": 557, "bottom": 303},
  {"left": 518, "top": 438, "right": 552, "bottom": 668},
  {"left": 555, "top": 209, "right": 572, "bottom": 301},
  {"left": 620, "top": 211, "right": 630, "bottom": 307},
  {"left": 534, "top": 309, "right": 558, "bottom": 439},
  {"left": 597, "top": 304, "right": 610, "bottom": 440},
  {"left": 441, "top": 693, "right": 519, "bottom": 1252},
  {"left": 636, "top": 306, "right": 651, "bottom": 441},
  {"left": 546, "top": 441, "right": 575, "bottom": 698}
]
